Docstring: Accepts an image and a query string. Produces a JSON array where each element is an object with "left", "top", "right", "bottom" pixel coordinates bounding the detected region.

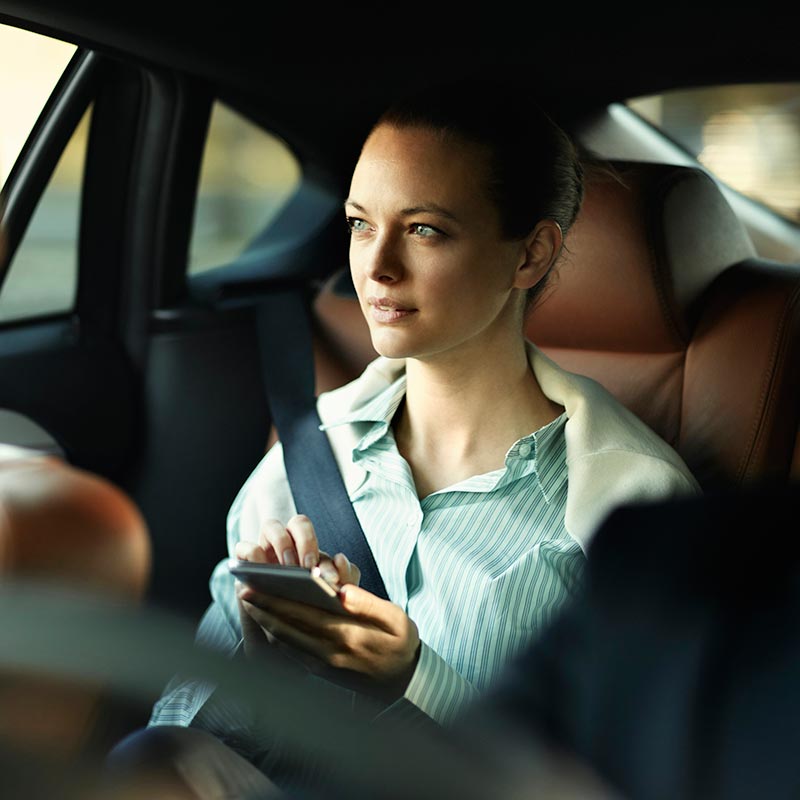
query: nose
[{"left": 358, "top": 231, "right": 404, "bottom": 284}]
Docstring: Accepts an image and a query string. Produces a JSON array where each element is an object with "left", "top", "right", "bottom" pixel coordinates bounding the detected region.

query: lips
[{"left": 367, "top": 296, "right": 417, "bottom": 323}]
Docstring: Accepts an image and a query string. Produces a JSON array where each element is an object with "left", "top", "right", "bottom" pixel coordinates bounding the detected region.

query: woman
[{"left": 137, "top": 79, "right": 700, "bottom": 792}]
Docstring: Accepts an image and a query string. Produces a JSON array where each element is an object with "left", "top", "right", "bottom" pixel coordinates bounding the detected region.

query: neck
[{"left": 394, "top": 336, "right": 563, "bottom": 496}]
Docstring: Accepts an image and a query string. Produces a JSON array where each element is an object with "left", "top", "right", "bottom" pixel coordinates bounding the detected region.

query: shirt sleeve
[
  {"left": 375, "top": 641, "right": 479, "bottom": 728},
  {"left": 379, "top": 532, "right": 587, "bottom": 729}
]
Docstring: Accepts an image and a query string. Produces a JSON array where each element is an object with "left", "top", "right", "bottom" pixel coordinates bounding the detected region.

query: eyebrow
[{"left": 344, "top": 199, "right": 461, "bottom": 223}]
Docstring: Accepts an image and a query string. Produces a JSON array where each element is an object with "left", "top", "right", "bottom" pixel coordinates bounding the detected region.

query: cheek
[
  {"left": 349, "top": 253, "right": 369, "bottom": 302},
  {"left": 349, "top": 240, "right": 363, "bottom": 276},
  {"left": 439, "top": 251, "right": 507, "bottom": 305}
]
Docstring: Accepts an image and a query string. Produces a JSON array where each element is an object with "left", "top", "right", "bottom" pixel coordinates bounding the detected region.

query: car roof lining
[{"left": 2, "top": 6, "right": 798, "bottom": 121}]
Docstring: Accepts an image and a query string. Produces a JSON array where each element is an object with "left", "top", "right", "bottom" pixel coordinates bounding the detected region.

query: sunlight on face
[{"left": 346, "top": 124, "right": 527, "bottom": 363}]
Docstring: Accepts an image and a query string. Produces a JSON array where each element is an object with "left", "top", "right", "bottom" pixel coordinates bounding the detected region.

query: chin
[
  {"left": 371, "top": 341, "right": 411, "bottom": 360},
  {"left": 369, "top": 330, "right": 419, "bottom": 360}
]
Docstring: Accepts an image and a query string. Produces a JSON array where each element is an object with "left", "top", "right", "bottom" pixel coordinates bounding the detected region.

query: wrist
[{"left": 380, "top": 640, "right": 422, "bottom": 703}]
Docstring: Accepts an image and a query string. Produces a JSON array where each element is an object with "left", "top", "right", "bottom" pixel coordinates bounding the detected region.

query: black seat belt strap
[{"left": 255, "top": 288, "right": 389, "bottom": 600}]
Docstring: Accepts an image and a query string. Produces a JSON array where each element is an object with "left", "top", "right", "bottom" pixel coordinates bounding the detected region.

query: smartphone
[{"left": 227, "top": 558, "right": 350, "bottom": 616}]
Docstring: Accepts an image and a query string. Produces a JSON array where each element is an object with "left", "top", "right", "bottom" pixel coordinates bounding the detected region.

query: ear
[{"left": 513, "top": 220, "right": 563, "bottom": 291}]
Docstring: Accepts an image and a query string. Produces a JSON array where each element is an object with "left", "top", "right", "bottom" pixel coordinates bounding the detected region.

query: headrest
[{"left": 527, "top": 161, "right": 757, "bottom": 352}]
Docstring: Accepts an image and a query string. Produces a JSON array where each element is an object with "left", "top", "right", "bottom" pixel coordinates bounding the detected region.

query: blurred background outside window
[
  {"left": 0, "top": 24, "right": 78, "bottom": 324},
  {"left": 188, "top": 103, "right": 301, "bottom": 275},
  {"left": 628, "top": 83, "right": 800, "bottom": 224},
  {"left": 0, "top": 25, "right": 76, "bottom": 188}
]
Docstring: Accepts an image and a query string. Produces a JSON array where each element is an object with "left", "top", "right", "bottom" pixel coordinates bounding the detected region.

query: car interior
[
  {"left": 1, "top": 7, "right": 800, "bottom": 794},
  {"left": 313, "top": 159, "right": 800, "bottom": 491}
]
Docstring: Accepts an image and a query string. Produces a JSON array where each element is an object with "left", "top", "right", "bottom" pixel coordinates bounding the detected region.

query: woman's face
[{"left": 346, "top": 123, "right": 530, "bottom": 363}]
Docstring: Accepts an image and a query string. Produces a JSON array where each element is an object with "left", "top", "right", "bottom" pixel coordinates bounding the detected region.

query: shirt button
[{"left": 518, "top": 443, "right": 532, "bottom": 458}]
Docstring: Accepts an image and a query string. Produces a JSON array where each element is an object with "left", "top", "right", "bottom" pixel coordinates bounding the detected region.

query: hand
[
  {"left": 235, "top": 514, "right": 361, "bottom": 587},
  {"left": 234, "top": 514, "right": 360, "bottom": 663},
  {"left": 238, "top": 582, "right": 421, "bottom": 702}
]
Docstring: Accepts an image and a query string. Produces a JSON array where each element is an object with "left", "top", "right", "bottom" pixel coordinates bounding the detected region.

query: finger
[
  {"left": 235, "top": 578, "right": 258, "bottom": 604},
  {"left": 241, "top": 600, "right": 335, "bottom": 661},
  {"left": 238, "top": 598, "right": 315, "bottom": 674},
  {"left": 234, "top": 541, "right": 269, "bottom": 563},
  {"left": 243, "top": 592, "right": 342, "bottom": 630},
  {"left": 316, "top": 553, "right": 342, "bottom": 587},
  {"left": 333, "top": 553, "right": 360, "bottom": 586},
  {"left": 237, "top": 594, "right": 262, "bottom": 631},
  {"left": 259, "top": 518, "right": 299, "bottom": 566},
  {"left": 236, "top": 595, "right": 271, "bottom": 658},
  {"left": 339, "top": 585, "right": 398, "bottom": 631},
  {"left": 285, "top": 514, "right": 320, "bottom": 569}
]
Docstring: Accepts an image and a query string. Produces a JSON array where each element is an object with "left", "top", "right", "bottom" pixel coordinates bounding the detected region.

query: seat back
[
  {"left": 527, "top": 161, "right": 800, "bottom": 489},
  {"left": 311, "top": 160, "right": 800, "bottom": 490}
]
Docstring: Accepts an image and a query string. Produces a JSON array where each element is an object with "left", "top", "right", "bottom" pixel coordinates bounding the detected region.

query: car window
[
  {"left": 188, "top": 102, "right": 301, "bottom": 275},
  {"left": 0, "top": 23, "right": 81, "bottom": 324},
  {"left": 0, "top": 24, "right": 76, "bottom": 188},
  {"left": 626, "top": 83, "right": 800, "bottom": 225}
]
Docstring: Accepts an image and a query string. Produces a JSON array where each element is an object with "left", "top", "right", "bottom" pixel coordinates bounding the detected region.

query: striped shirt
[
  {"left": 321, "top": 372, "right": 582, "bottom": 722},
  {"left": 149, "top": 371, "right": 584, "bottom": 748}
]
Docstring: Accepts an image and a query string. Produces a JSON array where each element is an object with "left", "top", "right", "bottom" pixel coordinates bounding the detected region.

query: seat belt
[{"left": 255, "top": 287, "right": 389, "bottom": 601}]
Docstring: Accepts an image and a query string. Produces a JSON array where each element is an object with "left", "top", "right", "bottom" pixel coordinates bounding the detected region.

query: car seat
[{"left": 310, "top": 160, "right": 800, "bottom": 491}]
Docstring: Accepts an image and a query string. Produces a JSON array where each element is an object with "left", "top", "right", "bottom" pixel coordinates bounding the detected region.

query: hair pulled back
[{"left": 375, "top": 78, "right": 585, "bottom": 243}]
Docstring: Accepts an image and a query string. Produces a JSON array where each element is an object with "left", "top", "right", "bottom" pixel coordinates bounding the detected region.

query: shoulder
[
  {"left": 528, "top": 346, "right": 702, "bottom": 550},
  {"left": 529, "top": 344, "right": 696, "bottom": 480}
]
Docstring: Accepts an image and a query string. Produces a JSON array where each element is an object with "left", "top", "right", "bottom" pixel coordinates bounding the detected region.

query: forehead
[{"left": 349, "top": 124, "right": 493, "bottom": 214}]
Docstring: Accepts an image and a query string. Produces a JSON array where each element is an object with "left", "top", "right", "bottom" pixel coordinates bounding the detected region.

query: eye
[
  {"left": 411, "top": 223, "right": 441, "bottom": 237},
  {"left": 346, "top": 216, "right": 370, "bottom": 234}
]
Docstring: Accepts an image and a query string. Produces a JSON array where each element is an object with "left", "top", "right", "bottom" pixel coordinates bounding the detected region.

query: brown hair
[{"left": 374, "top": 77, "right": 584, "bottom": 305}]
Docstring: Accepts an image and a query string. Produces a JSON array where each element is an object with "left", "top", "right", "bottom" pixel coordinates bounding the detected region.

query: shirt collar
[
  {"left": 495, "top": 412, "right": 567, "bottom": 501},
  {"left": 319, "top": 372, "right": 407, "bottom": 452},
  {"left": 319, "top": 360, "right": 567, "bottom": 501}
]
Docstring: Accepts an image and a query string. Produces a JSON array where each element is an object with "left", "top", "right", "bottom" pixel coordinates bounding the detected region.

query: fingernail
[
  {"left": 282, "top": 549, "right": 298, "bottom": 566},
  {"left": 321, "top": 566, "right": 339, "bottom": 584},
  {"left": 304, "top": 553, "right": 318, "bottom": 569}
]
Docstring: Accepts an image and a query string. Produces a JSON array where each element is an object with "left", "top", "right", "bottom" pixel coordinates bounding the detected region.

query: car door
[{"left": 0, "top": 19, "right": 346, "bottom": 620}]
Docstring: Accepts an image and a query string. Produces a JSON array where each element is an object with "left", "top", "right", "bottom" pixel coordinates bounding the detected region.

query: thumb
[{"left": 339, "top": 584, "right": 383, "bottom": 620}]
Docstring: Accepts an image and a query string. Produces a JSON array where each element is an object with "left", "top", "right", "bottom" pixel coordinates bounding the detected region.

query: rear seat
[{"left": 309, "top": 159, "right": 800, "bottom": 490}]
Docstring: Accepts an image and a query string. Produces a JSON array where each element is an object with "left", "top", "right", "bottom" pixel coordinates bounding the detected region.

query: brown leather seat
[
  {"left": 529, "top": 161, "right": 800, "bottom": 489},
  {"left": 312, "top": 160, "right": 800, "bottom": 491}
]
